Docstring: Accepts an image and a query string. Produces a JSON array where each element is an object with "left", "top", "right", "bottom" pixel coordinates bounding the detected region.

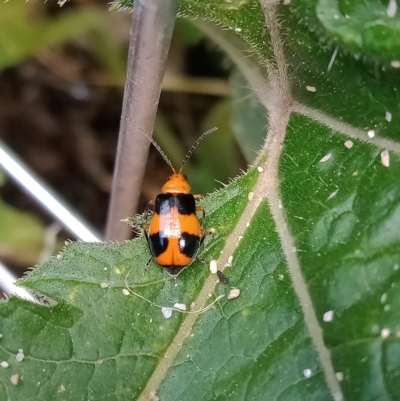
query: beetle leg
[
  {"left": 194, "top": 194, "right": 203, "bottom": 201},
  {"left": 143, "top": 199, "right": 155, "bottom": 223},
  {"left": 143, "top": 223, "right": 150, "bottom": 238},
  {"left": 196, "top": 206, "right": 206, "bottom": 228},
  {"left": 145, "top": 256, "right": 152, "bottom": 270}
]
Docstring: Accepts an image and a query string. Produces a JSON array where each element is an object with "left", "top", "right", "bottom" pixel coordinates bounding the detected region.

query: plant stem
[{"left": 106, "top": 0, "right": 179, "bottom": 241}]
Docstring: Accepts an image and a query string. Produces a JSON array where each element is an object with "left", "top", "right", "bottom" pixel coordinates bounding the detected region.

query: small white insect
[
  {"left": 320, "top": 153, "right": 332, "bottom": 163},
  {"left": 10, "top": 374, "right": 19, "bottom": 385},
  {"left": 16, "top": 351, "right": 24, "bottom": 362},
  {"left": 381, "top": 150, "right": 390, "bottom": 167},
  {"left": 173, "top": 303, "right": 187, "bottom": 311},
  {"left": 161, "top": 307, "right": 173, "bottom": 319},
  {"left": 323, "top": 310, "right": 334, "bottom": 322},
  {"left": 227, "top": 288, "right": 240, "bottom": 300},
  {"left": 209, "top": 260, "right": 218, "bottom": 274},
  {"left": 335, "top": 372, "right": 344, "bottom": 381}
]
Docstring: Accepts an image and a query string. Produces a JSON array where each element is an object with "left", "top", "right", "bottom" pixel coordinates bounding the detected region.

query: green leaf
[
  {"left": 0, "top": 2, "right": 103, "bottom": 70},
  {"left": 0, "top": 200, "right": 45, "bottom": 266},
  {"left": 2, "top": 0, "right": 400, "bottom": 400},
  {"left": 231, "top": 69, "right": 267, "bottom": 163}
]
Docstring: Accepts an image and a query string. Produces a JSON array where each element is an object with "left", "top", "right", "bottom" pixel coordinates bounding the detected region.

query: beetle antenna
[
  {"left": 179, "top": 127, "right": 218, "bottom": 173},
  {"left": 138, "top": 129, "right": 176, "bottom": 173}
]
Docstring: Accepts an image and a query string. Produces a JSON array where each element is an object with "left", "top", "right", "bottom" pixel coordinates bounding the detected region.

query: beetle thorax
[{"left": 162, "top": 174, "right": 191, "bottom": 194}]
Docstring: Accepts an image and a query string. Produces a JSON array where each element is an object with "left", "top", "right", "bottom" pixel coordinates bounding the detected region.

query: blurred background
[{"left": 0, "top": 0, "right": 266, "bottom": 297}]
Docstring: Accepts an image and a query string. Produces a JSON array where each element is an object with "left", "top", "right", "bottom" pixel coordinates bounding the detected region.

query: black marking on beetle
[
  {"left": 155, "top": 194, "right": 171, "bottom": 215},
  {"left": 154, "top": 194, "right": 196, "bottom": 216},
  {"left": 149, "top": 232, "right": 168, "bottom": 257},
  {"left": 175, "top": 194, "right": 196, "bottom": 215},
  {"left": 179, "top": 232, "right": 200, "bottom": 258}
]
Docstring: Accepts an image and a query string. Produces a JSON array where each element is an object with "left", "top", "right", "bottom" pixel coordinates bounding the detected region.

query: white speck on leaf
[
  {"left": 257, "top": 166, "right": 264, "bottom": 172},
  {"left": 327, "top": 188, "right": 339, "bottom": 200},
  {"left": 381, "top": 328, "right": 391, "bottom": 338},
  {"left": 391, "top": 60, "right": 400, "bottom": 68},
  {"left": 1, "top": 361, "right": 9, "bottom": 368},
  {"left": 100, "top": 283, "right": 109, "bottom": 288},
  {"left": 248, "top": 192, "right": 254, "bottom": 201},
  {"left": 394, "top": 264, "right": 399, "bottom": 271},
  {"left": 381, "top": 150, "right": 390, "bottom": 167},
  {"left": 387, "top": 0, "right": 397, "bottom": 17},
  {"left": 384, "top": 304, "right": 391, "bottom": 311},
  {"left": 235, "top": 27, "right": 242, "bottom": 32},
  {"left": 161, "top": 307, "right": 173, "bottom": 319},
  {"left": 327, "top": 47, "right": 338, "bottom": 72},
  {"left": 381, "top": 293, "right": 387, "bottom": 303},
  {"left": 209, "top": 260, "right": 218, "bottom": 274},
  {"left": 306, "top": 86, "right": 316, "bottom": 92},
  {"left": 10, "top": 374, "right": 19, "bottom": 385},
  {"left": 303, "top": 369, "right": 312, "bottom": 378},
  {"left": 335, "top": 372, "right": 344, "bottom": 381},
  {"left": 16, "top": 352, "right": 24, "bottom": 362},
  {"left": 344, "top": 140, "right": 353, "bottom": 149},
  {"left": 320, "top": 153, "right": 332, "bottom": 163},
  {"left": 173, "top": 303, "right": 187, "bottom": 311},
  {"left": 122, "top": 289, "right": 130, "bottom": 296},
  {"left": 323, "top": 310, "right": 334, "bottom": 322},
  {"left": 227, "top": 289, "right": 240, "bottom": 300},
  {"left": 149, "top": 390, "right": 160, "bottom": 401},
  {"left": 59, "top": 385, "right": 66, "bottom": 393},
  {"left": 385, "top": 111, "right": 392, "bottom": 122},
  {"left": 367, "top": 130, "right": 375, "bottom": 138}
]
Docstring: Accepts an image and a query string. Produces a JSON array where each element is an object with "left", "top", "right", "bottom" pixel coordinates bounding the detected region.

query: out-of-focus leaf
[
  {"left": 175, "top": 19, "right": 204, "bottom": 45},
  {"left": 0, "top": 200, "right": 44, "bottom": 266},
  {"left": 185, "top": 98, "right": 239, "bottom": 194},
  {"left": 0, "top": 2, "right": 103, "bottom": 69},
  {"left": 231, "top": 69, "right": 267, "bottom": 162}
]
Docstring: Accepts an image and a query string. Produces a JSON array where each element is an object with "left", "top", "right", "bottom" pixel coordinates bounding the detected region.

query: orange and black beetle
[{"left": 142, "top": 128, "right": 217, "bottom": 276}]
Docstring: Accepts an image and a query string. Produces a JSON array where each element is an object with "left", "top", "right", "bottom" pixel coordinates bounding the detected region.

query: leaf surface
[{"left": 1, "top": 0, "right": 400, "bottom": 400}]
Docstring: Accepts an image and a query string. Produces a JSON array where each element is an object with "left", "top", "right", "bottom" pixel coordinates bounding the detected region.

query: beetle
[{"left": 141, "top": 127, "right": 223, "bottom": 277}]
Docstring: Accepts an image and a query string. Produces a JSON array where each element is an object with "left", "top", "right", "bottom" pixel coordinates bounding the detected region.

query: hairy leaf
[{"left": 1, "top": 0, "right": 400, "bottom": 400}]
